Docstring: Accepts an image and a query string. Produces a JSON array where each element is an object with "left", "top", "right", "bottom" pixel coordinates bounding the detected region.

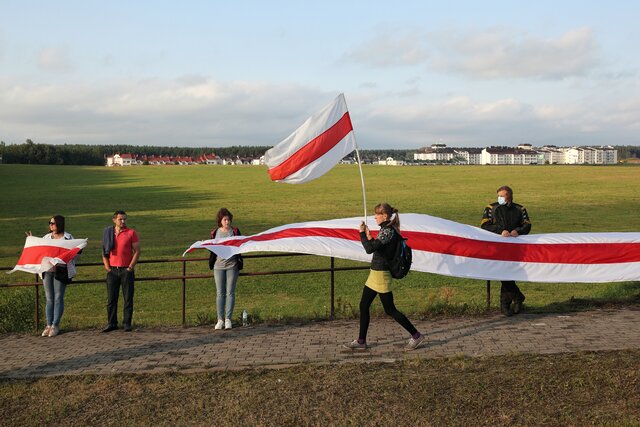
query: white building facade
[{"left": 415, "top": 144, "right": 617, "bottom": 166}]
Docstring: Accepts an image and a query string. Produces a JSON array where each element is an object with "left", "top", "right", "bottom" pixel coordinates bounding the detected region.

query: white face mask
[{"left": 497, "top": 196, "right": 507, "bottom": 205}]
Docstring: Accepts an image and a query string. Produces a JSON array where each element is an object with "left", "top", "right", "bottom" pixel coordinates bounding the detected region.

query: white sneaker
[
  {"left": 214, "top": 319, "right": 224, "bottom": 330},
  {"left": 225, "top": 319, "right": 232, "bottom": 329},
  {"left": 41, "top": 326, "right": 51, "bottom": 337},
  {"left": 343, "top": 339, "right": 367, "bottom": 351},
  {"left": 48, "top": 326, "right": 60, "bottom": 337},
  {"left": 405, "top": 334, "right": 425, "bottom": 351}
]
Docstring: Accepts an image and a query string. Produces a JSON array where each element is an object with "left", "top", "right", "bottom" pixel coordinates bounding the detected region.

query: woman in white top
[
  {"left": 27, "top": 215, "right": 77, "bottom": 337},
  {"left": 210, "top": 208, "right": 242, "bottom": 330}
]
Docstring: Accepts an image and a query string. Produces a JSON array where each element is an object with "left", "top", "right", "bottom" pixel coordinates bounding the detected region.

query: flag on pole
[
  {"left": 184, "top": 213, "right": 640, "bottom": 283},
  {"left": 265, "top": 93, "right": 355, "bottom": 184},
  {"left": 8, "top": 236, "right": 88, "bottom": 275}
]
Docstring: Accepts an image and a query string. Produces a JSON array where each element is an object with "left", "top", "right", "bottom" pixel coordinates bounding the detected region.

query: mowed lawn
[{"left": 1, "top": 164, "right": 639, "bottom": 331}]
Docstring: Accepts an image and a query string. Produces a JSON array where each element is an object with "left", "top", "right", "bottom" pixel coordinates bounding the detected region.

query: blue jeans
[
  {"left": 214, "top": 268, "right": 239, "bottom": 320},
  {"left": 43, "top": 271, "right": 67, "bottom": 327}
]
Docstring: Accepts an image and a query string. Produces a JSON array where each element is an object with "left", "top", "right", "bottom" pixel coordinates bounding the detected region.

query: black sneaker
[
  {"left": 512, "top": 296, "right": 525, "bottom": 314},
  {"left": 501, "top": 302, "right": 513, "bottom": 317},
  {"left": 102, "top": 325, "right": 118, "bottom": 333}
]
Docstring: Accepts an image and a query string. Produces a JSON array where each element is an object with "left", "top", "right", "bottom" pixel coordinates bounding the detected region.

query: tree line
[
  {"left": 0, "top": 140, "right": 638, "bottom": 166},
  {"left": 0, "top": 140, "right": 417, "bottom": 165},
  {"left": 0, "top": 140, "right": 273, "bottom": 165}
]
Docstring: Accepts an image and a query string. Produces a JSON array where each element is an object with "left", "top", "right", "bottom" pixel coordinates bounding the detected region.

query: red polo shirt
[{"left": 109, "top": 227, "right": 139, "bottom": 267}]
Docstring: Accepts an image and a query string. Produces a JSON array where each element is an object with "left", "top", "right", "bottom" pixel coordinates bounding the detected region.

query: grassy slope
[
  {"left": 1, "top": 351, "right": 639, "bottom": 426},
  {"left": 1, "top": 164, "right": 639, "bottom": 329}
]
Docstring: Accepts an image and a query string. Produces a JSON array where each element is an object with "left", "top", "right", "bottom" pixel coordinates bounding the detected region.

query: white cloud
[
  {"left": 37, "top": 47, "right": 72, "bottom": 72},
  {"left": 429, "top": 27, "right": 599, "bottom": 80},
  {"left": 0, "top": 77, "right": 327, "bottom": 146},
  {"left": 0, "top": 76, "right": 638, "bottom": 148},
  {"left": 343, "top": 26, "right": 600, "bottom": 81},
  {"left": 341, "top": 30, "right": 429, "bottom": 67}
]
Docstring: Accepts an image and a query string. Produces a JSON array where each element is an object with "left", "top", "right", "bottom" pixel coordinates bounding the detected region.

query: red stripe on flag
[
  {"left": 200, "top": 227, "right": 640, "bottom": 265},
  {"left": 268, "top": 112, "right": 353, "bottom": 181},
  {"left": 16, "top": 245, "right": 82, "bottom": 265}
]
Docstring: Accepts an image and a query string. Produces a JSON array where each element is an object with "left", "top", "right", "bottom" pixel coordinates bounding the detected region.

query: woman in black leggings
[{"left": 344, "top": 203, "right": 425, "bottom": 351}]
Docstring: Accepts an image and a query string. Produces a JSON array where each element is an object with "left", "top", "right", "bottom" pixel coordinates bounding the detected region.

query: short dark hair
[
  {"left": 497, "top": 186, "right": 513, "bottom": 201},
  {"left": 113, "top": 210, "right": 127, "bottom": 218},
  {"left": 51, "top": 215, "right": 65, "bottom": 233},
  {"left": 216, "top": 208, "right": 233, "bottom": 227}
]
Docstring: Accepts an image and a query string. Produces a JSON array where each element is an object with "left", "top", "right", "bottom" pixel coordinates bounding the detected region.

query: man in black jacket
[{"left": 481, "top": 186, "right": 531, "bottom": 316}]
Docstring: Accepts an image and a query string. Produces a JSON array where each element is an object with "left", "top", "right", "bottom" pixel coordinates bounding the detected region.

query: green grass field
[
  {"left": 2, "top": 351, "right": 639, "bottom": 425},
  {"left": 1, "top": 164, "right": 639, "bottom": 331}
]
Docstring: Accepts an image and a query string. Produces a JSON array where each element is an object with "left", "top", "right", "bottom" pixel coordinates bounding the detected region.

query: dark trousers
[
  {"left": 106, "top": 267, "right": 135, "bottom": 327},
  {"left": 501, "top": 281, "right": 525, "bottom": 304},
  {"left": 358, "top": 285, "right": 417, "bottom": 340}
]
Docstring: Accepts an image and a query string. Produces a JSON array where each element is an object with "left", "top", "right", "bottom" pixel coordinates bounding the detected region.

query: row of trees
[
  {"left": 0, "top": 140, "right": 274, "bottom": 166},
  {"left": 615, "top": 145, "right": 640, "bottom": 161},
  {"left": 0, "top": 140, "right": 416, "bottom": 165},
  {"left": 1, "top": 140, "right": 638, "bottom": 166}
]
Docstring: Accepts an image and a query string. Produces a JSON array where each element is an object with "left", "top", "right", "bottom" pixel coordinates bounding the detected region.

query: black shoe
[
  {"left": 123, "top": 325, "right": 132, "bottom": 332},
  {"left": 500, "top": 299, "right": 513, "bottom": 317},
  {"left": 102, "top": 325, "right": 118, "bottom": 333},
  {"left": 512, "top": 295, "right": 525, "bottom": 314}
]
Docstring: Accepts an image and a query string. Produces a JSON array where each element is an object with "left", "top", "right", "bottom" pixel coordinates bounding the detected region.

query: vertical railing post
[
  {"left": 34, "top": 274, "right": 40, "bottom": 332},
  {"left": 182, "top": 259, "right": 187, "bottom": 327},
  {"left": 330, "top": 257, "right": 335, "bottom": 320},
  {"left": 486, "top": 280, "right": 491, "bottom": 310}
]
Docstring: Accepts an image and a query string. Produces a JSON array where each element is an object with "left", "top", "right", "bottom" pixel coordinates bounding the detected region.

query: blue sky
[{"left": 1, "top": 1, "right": 639, "bottom": 148}]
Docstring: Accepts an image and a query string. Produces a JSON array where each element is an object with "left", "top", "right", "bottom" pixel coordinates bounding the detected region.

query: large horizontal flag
[
  {"left": 264, "top": 93, "right": 355, "bottom": 184},
  {"left": 8, "top": 236, "right": 88, "bottom": 275},
  {"left": 184, "top": 214, "right": 640, "bottom": 283}
]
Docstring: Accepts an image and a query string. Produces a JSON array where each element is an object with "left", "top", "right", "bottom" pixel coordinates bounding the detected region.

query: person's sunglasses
[{"left": 49, "top": 221, "right": 56, "bottom": 225}]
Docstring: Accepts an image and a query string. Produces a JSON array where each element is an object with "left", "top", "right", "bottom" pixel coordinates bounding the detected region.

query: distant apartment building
[
  {"left": 413, "top": 144, "right": 457, "bottom": 162},
  {"left": 480, "top": 147, "right": 543, "bottom": 165},
  {"left": 413, "top": 144, "right": 617, "bottom": 165},
  {"left": 453, "top": 148, "right": 482, "bottom": 164}
]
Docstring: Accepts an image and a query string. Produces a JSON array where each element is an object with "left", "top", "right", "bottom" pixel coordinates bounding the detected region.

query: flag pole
[
  {"left": 353, "top": 137, "right": 367, "bottom": 222},
  {"left": 342, "top": 95, "right": 367, "bottom": 222}
]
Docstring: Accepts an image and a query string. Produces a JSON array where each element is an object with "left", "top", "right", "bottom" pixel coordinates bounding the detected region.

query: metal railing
[{"left": 1, "top": 253, "right": 491, "bottom": 332}]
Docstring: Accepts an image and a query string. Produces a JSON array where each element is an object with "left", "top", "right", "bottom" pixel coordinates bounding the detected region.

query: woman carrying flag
[{"left": 344, "top": 203, "right": 425, "bottom": 351}]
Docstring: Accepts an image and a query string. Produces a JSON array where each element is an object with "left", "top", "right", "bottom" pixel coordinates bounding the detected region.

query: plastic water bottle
[{"left": 242, "top": 309, "right": 248, "bottom": 326}]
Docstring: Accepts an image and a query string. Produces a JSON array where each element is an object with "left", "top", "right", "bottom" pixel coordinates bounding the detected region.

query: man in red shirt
[{"left": 101, "top": 210, "right": 141, "bottom": 332}]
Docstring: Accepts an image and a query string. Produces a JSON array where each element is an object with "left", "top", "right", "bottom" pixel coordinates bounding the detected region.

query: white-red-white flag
[
  {"left": 8, "top": 236, "right": 87, "bottom": 275},
  {"left": 265, "top": 93, "right": 355, "bottom": 184},
  {"left": 184, "top": 213, "right": 640, "bottom": 283}
]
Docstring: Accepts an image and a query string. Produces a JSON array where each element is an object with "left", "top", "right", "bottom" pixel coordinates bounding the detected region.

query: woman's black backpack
[{"left": 388, "top": 233, "right": 412, "bottom": 279}]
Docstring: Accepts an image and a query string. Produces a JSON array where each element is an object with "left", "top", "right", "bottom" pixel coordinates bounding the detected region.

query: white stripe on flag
[
  {"left": 8, "top": 236, "right": 88, "bottom": 275},
  {"left": 184, "top": 214, "right": 640, "bottom": 283},
  {"left": 264, "top": 93, "right": 355, "bottom": 184}
]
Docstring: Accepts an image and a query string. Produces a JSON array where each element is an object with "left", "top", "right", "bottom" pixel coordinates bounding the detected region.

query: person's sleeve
[
  {"left": 480, "top": 205, "right": 501, "bottom": 234},
  {"left": 360, "top": 228, "right": 393, "bottom": 254},
  {"left": 102, "top": 227, "right": 110, "bottom": 257},
  {"left": 132, "top": 230, "right": 140, "bottom": 243},
  {"left": 516, "top": 206, "right": 532, "bottom": 235}
]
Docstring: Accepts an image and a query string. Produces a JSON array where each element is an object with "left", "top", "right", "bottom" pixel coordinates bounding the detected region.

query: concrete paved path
[{"left": 1, "top": 308, "right": 639, "bottom": 379}]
